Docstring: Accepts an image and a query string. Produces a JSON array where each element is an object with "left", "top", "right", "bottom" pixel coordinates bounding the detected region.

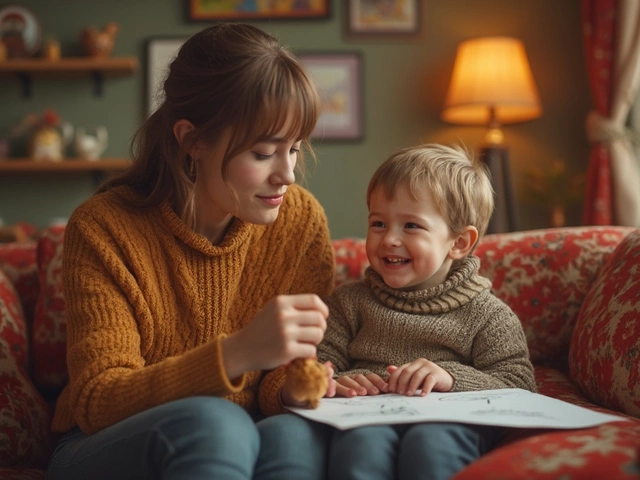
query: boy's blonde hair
[{"left": 366, "top": 143, "right": 495, "bottom": 239}]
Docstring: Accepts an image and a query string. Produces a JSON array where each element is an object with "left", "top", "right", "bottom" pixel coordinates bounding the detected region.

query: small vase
[{"left": 551, "top": 205, "right": 566, "bottom": 228}]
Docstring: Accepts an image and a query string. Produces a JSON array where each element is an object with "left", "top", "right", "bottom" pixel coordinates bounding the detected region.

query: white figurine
[{"left": 74, "top": 126, "right": 108, "bottom": 161}]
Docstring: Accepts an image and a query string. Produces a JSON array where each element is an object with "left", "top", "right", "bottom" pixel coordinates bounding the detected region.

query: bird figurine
[
  {"left": 284, "top": 357, "right": 328, "bottom": 409},
  {"left": 81, "top": 22, "right": 119, "bottom": 58}
]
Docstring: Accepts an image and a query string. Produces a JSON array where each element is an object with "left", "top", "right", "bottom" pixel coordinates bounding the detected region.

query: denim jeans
[
  {"left": 328, "top": 422, "right": 502, "bottom": 480},
  {"left": 46, "top": 396, "right": 332, "bottom": 480}
]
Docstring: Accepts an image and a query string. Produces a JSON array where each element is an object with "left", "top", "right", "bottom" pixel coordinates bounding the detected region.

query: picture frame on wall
[
  {"left": 186, "top": 0, "right": 330, "bottom": 21},
  {"left": 146, "top": 38, "right": 186, "bottom": 116},
  {"left": 298, "top": 52, "right": 363, "bottom": 141},
  {"left": 346, "top": 0, "right": 421, "bottom": 38}
]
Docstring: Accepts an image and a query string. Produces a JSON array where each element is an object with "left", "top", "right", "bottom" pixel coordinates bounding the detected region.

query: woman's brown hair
[{"left": 99, "top": 23, "right": 321, "bottom": 227}]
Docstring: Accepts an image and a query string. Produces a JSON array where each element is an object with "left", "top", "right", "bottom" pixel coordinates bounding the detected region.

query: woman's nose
[{"left": 271, "top": 154, "right": 296, "bottom": 185}]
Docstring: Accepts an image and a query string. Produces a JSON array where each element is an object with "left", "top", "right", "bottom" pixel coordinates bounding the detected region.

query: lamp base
[{"left": 480, "top": 146, "right": 518, "bottom": 234}]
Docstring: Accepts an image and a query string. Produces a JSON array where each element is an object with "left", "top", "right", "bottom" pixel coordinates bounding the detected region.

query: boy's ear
[
  {"left": 173, "top": 119, "right": 197, "bottom": 156},
  {"left": 449, "top": 226, "right": 479, "bottom": 260}
]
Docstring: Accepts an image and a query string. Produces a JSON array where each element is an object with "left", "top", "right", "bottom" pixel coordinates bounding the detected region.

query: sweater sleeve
[
  {"left": 59, "top": 214, "right": 246, "bottom": 434},
  {"left": 317, "top": 286, "right": 360, "bottom": 374},
  {"left": 439, "top": 301, "right": 537, "bottom": 393}
]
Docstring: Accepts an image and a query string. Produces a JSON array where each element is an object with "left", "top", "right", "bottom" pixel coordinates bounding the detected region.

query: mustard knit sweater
[
  {"left": 318, "top": 258, "right": 537, "bottom": 393},
  {"left": 51, "top": 184, "right": 335, "bottom": 434}
]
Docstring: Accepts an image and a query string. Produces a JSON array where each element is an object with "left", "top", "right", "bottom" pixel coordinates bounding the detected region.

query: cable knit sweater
[
  {"left": 51, "top": 183, "right": 335, "bottom": 434},
  {"left": 318, "top": 258, "right": 537, "bottom": 393}
]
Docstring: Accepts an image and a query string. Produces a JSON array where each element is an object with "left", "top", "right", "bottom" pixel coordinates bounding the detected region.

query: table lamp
[{"left": 441, "top": 36, "right": 542, "bottom": 233}]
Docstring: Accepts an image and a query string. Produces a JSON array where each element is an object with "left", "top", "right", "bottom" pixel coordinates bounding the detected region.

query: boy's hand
[
  {"left": 327, "top": 373, "right": 388, "bottom": 397},
  {"left": 387, "top": 359, "right": 453, "bottom": 396}
]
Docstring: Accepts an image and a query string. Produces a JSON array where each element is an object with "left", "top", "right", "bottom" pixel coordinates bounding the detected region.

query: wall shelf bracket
[
  {"left": 17, "top": 72, "right": 32, "bottom": 98},
  {"left": 91, "top": 71, "right": 105, "bottom": 96}
]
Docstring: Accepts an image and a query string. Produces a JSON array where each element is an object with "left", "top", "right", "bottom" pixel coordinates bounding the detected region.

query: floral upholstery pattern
[
  {"left": 569, "top": 229, "right": 640, "bottom": 418},
  {"left": 0, "top": 268, "right": 52, "bottom": 469},
  {"left": 0, "top": 242, "right": 39, "bottom": 326},
  {"left": 0, "top": 269, "right": 28, "bottom": 371},
  {"left": 453, "top": 420, "right": 640, "bottom": 479},
  {"left": 32, "top": 227, "right": 67, "bottom": 390},
  {"left": 332, "top": 237, "right": 369, "bottom": 287},
  {"left": 474, "top": 226, "right": 634, "bottom": 365}
]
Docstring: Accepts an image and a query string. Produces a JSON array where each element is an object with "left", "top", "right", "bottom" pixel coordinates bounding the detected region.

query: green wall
[{"left": 0, "top": 0, "right": 591, "bottom": 239}]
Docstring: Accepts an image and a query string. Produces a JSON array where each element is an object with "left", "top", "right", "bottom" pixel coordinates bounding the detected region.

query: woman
[{"left": 46, "top": 23, "right": 335, "bottom": 480}]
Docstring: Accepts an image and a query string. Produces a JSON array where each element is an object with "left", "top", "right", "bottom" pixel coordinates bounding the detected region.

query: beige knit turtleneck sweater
[
  {"left": 318, "top": 257, "right": 537, "bottom": 393},
  {"left": 51, "top": 183, "right": 335, "bottom": 434}
]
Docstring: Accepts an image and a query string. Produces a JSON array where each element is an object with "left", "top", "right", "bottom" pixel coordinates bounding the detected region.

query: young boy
[{"left": 319, "top": 143, "right": 536, "bottom": 480}]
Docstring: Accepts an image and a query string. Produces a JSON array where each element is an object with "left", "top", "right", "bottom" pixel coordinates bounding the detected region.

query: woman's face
[{"left": 193, "top": 121, "right": 301, "bottom": 244}]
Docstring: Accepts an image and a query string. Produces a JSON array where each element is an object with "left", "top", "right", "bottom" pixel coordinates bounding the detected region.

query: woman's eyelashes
[{"left": 252, "top": 146, "right": 300, "bottom": 161}]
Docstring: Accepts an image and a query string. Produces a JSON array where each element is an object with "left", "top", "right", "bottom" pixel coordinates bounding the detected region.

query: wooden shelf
[
  {"left": 0, "top": 57, "right": 138, "bottom": 75},
  {"left": 0, "top": 158, "right": 131, "bottom": 173},
  {"left": 0, "top": 56, "right": 139, "bottom": 96}
]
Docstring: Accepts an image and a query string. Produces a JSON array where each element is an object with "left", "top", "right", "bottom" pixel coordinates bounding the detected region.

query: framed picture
[
  {"left": 298, "top": 52, "right": 363, "bottom": 141},
  {"left": 346, "top": 0, "right": 421, "bottom": 38},
  {"left": 146, "top": 38, "right": 186, "bottom": 116},
  {"left": 187, "top": 0, "right": 330, "bottom": 21}
]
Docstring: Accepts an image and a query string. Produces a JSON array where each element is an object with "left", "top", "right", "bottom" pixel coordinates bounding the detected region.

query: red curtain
[{"left": 582, "top": 0, "right": 618, "bottom": 225}]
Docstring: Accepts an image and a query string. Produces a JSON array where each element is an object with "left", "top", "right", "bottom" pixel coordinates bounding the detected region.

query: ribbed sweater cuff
[{"left": 178, "top": 335, "right": 246, "bottom": 396}]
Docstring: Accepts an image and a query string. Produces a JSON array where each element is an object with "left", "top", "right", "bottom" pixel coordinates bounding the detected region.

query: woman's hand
[
  {"left": 387, "top": 359, "right": 454, "bottom": 397},
  {"left": 329, "top": 373, "right": 389, "bottom": 398},
  {"left": 221, "top": 294, "right": 329, "bottom": 379}
]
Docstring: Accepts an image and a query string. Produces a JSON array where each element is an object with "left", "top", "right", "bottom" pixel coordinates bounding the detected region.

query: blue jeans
[
  {"left": 46, "top": 396, "right": 332, "bottom": 480},
  {"left": 328, "top": 422, "right": 502, "bottom": 480}
]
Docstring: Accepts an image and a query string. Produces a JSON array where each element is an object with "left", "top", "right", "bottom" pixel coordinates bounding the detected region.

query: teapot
[
  {"left": 29, "top": 121, "right": 73, "bottom": 162},
  {"left": 74, "top": 126, "right": 108, "bottom": 161}
]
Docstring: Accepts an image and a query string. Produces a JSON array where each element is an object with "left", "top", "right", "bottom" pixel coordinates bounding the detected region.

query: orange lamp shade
[{"left": 441, "top": 37, "right": 542, "bottom": 126}]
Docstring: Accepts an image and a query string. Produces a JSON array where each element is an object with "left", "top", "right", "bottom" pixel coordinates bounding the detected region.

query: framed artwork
[
  {"left": 346, "top": 0, "right": 421, "bottom": 38},
  {"left": 187, "top": 0, "right": 330, "bottom": 21},
  {"left": 298, "top": 52, "right": 363, "bottom": 141},
  {"left": 146, "top": 38, "right": 186, "bottom": 116}
]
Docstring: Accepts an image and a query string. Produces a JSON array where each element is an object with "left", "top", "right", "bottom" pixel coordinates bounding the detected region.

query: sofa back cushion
[
  {"left": 0, "top": 267, "right": 52, "bottom": 468},
  {"left": 569, "top": 229, "right": 640, "bottom": 418},
  {"left": 0, "top": 242, "right": 38, "bottom": 327},
  {"left": 32, "top": 226, "right": 67, "bottom": 391},
  {"left": 474, "top": 226, "right": 633, "bottom": 365}
]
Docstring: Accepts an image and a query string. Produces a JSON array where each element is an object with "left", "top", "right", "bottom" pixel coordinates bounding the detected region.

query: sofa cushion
[
  {"left": 0, "top": 242, "right": 38, "bottom": 326},
  {"left": 332, "top": 238, "right": 369, "bottom": 287},
  {"left": 474, "top": 226, "right": 633, "bottom": 365},
  {"left": 0, "top": 269, "right": 28, "bottom": 372},
  {"left": 452, "top": 419, "right": 640, "bottom": 480},
  {"left": 569, "top": 229, "right": 640, "bottom": 418},
  {"left": 0, "top": 267, "right": 52, "bottom": 469},
  {"left": 32, "top": 226, "right": 67, "bottom": 391}
]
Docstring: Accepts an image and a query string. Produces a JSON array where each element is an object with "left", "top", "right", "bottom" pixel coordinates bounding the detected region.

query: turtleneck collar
[
  {"left": 159, "top": 200, "right": 254, "bottom": 257},
  {"left": 364, "top": 256, "right": 492, "bottom": 314}
]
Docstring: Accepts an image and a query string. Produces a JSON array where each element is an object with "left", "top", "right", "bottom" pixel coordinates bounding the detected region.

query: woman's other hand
[{"left": 221, "top": 294, "right": 328, "bottom": 379}]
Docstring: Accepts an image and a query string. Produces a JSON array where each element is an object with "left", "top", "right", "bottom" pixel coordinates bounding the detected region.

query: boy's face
[{"left": 366, "top": 186, "right": 458, "bottom": 291}]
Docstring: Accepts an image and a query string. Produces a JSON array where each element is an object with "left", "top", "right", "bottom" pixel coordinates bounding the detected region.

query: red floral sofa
[{"left": 1, "top": 225, "right": 639, "bottom": 479}]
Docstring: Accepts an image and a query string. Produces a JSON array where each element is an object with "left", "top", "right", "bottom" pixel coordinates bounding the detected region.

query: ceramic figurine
[
  {"left": 28, "top": 109, "right": 73, "bottom": 162},
  {"left": 74, "top": 126, "right": 108, "bottom": 161},
  {"left": 81, "top": 22, "right": 118, "bottom": 58}
]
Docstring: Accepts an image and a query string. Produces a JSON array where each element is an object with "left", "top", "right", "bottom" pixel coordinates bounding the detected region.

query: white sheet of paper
[{"left": 286, "top": 388, "right": 628, "bottom": 430}]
